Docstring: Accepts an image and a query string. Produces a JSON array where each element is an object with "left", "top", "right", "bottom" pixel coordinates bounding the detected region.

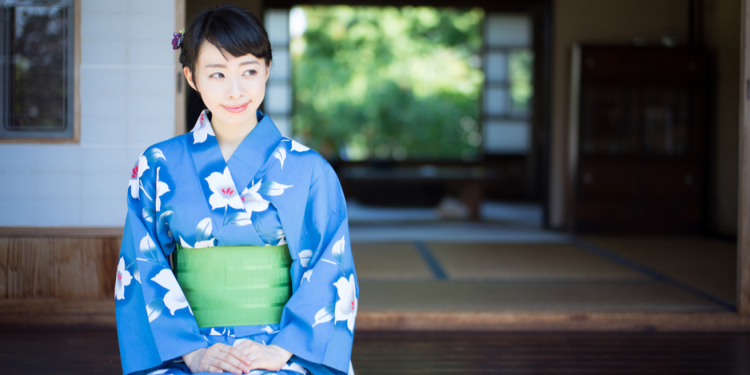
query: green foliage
[
  {"left": 509, "top": 50, "right": 533, "bottom": 115},
  {"left": 290, "top": 6, "right": 484, "bottom": 161}
]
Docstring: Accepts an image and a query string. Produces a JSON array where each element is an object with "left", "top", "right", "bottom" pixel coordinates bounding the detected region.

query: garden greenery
[{"left": 290, "top": 6, "right": 485, "bottom": 161}]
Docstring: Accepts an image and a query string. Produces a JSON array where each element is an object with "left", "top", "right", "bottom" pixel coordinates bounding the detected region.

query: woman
[{"left": 115, "top": 5, "right": 358, "bottom": 375}]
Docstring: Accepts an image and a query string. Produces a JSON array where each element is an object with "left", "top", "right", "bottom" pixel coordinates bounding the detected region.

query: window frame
[{"left": 0, "top": 0, "right": 80, "bottom": 143}]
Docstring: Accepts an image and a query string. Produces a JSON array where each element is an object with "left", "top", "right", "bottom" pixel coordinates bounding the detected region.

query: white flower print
[
  {"left": 298, "top": 250, "right": 313, "bottom": 267},
  {"left": 205, "top": 167, "right": 243, "bottom": 211},
  {"left": 179, "top": 218, "right": 215, "bottom": 248},
  {"left": 179, "top": 235, "right": 215, "bottom": 249},
  {"left": 155, "top": 167, "right": 170, "bottom": 212},
  {"left": 115, "top": 257, "right": 133, "bottom": 300},
  {"left": 240, "top": 180, "right": 270, "bottom": 213},
  {"left": 333, "top": 274, "right": 357, "bottom": 333},
  {"left": 191, "top": 111, "right": 215, "bottom": 144},
  {"left": 273, "top": 145, "right": 287, "bottom": 169},
  {"left": 262, "top": 326, "right": 279, "bottom": 334},
  {"left": 301, "top": 270, "right": 313, "bottom": 283},
  {"left": 129, "top": 155, "right": 149, "bottom": 199},
  {"left": 258, "top": 181, "right": 293, "bottom": 196},
  {"left": 151, "top": 269, "right": 191, "bottom": 315},
  {"left": 284, "top": 137, "right": 310, "bottom": 152},
  {"left": 291, "top": 139, "right": 310, "bottom": 152}
]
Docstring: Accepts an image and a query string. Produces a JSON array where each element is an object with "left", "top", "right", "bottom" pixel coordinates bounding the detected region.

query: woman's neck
[{"left": 212, "top": 115, "right": 259, "bottom": 162}]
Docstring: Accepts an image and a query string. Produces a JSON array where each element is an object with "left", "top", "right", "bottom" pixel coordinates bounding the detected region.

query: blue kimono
[{"left": 115, "top": 110, "right": 358, "bottom": 375}]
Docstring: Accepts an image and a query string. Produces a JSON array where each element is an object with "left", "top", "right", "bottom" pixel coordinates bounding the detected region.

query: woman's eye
[
  {"left": 209, "top": 73, "right": 224, "bottom": 79},
  {"left": 243, "top": 70, "right": 257, "bottom": 76}
]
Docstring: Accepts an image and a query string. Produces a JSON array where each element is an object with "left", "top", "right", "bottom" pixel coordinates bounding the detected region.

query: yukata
[{"left": 115, "top": 110, "right": 358, "bottom": 375}]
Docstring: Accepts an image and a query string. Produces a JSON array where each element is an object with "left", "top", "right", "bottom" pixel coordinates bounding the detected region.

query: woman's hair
[{"left": 179, "top": 4, "right": 272, "bottom": 85}]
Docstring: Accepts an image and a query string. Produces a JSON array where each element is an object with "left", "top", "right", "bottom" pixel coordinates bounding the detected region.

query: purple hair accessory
[{"left": 172, "top": 29, "right": 184, "bottom": 50}]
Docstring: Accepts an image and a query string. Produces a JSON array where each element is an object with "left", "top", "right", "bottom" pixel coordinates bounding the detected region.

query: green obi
[{"left": 174, "top": 244, "right": 293, "bottom": 328}]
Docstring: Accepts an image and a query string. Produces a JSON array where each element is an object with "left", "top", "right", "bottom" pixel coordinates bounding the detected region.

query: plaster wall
[{"left": 0, "top": 0, "right": 177, "bottom": 227}]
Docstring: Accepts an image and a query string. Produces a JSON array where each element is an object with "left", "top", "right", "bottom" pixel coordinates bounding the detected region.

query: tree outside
[{"left": 290, "top": 6, "right": 485, "bottom": 161}]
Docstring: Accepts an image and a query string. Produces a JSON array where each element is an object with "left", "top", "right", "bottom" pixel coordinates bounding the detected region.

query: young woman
[{"left": 115, "top": 5, "right": 358, "bottom": 375}]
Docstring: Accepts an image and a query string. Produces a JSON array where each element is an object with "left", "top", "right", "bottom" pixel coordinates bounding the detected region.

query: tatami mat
[
  {"left": 347, "top": 234, "right": 734, "bottom": 313},
  {"left": 359, "top": 280, "right": 726, "bottom": 312},
  {"left": 352, "top": 243, "right": 433, "bottom": 280},
  {"left": 349, "top": 223, "right": 571, "bottom": 243},
  {"left": 428, "top": 243, "right": 647, "bottom": 281},
  {"left": 583, "top": 236, "right": 736, "bottom": 305}
]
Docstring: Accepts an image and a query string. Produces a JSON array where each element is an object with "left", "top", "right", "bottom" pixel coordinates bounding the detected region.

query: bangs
[
  {"left": 179, "top": 4, "right": 272, "bottom": 77},
  {"left": 202, "top": 8, "right": 271, "bottom": 63}
]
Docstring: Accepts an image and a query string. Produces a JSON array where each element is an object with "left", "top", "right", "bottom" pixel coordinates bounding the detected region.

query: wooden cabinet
[{"left": 570, "top": 46, "right": 707, "bottom": 233}]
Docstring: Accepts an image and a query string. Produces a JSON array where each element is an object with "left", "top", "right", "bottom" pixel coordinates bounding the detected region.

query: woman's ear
[
  {"left": 264, "top": 62, "right": 270, "bottom": 82},
  {"left": 183, "top": 66, "right": 198, "bottom": 92}
]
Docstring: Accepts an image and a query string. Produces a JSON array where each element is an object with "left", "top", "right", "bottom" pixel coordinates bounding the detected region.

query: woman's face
[{"left": 184, "top": 40, "right": 269, "bottom": 128}]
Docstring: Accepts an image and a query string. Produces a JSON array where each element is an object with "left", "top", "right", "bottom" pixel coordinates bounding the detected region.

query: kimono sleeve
[
  {"left": 115, "top": 149, "right": 208, "bottom": 375},
  {"left": 270, "top": 157, "right": 358, "bottom": 375}
]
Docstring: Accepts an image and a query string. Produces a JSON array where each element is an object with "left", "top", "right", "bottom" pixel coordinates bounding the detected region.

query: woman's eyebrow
[{"left": 204, "top": 61, "right": 259, "bottom": 68}]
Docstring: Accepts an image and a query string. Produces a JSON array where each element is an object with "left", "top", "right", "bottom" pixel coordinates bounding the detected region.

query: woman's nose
[{"left": 227, "top": 76, "right": 243, "bottom": 98}]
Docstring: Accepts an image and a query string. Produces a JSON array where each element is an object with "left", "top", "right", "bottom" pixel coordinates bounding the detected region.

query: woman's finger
[
  {"left": 236, "top": 341, "right": 261, "bottom": 357},
  {"left": 216, "top": 350, "right": 251, "bottom": 373},
  {"left": 207, "top": 356, "right": 244, "bottom": 375},
  {"left": 248, "top": 356, "right": 268, "bottom": 371},
  {"left": 236, "top": 340, "right": 258, "bottom": 350},
  {"left": 247, "top": 349, "right": 265, "bottom": 362},
  {"left": 219, "top": 343, "right": 252, "bottom": 365}
]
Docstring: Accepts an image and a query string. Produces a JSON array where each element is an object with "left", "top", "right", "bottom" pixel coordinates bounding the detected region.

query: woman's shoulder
[
  {"left": 277, "top": 137, "right": 337, "bottom": 177},
  {"left": 146, "top": 133, "right": 191, "bottom": 156},
  {"left": 278, "top": 136, "right": 328, "bottom": 163},
  {"left": 129, "top": 134, "right": 191, "bottom": 177}
]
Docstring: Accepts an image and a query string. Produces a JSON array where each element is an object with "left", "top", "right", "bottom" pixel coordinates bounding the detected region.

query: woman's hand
[
  {"left": 235, "top": 340, "right": 293, "bottom": 372},
  {"left": 182, "top": 343, "right": 251, "bottom": 375}
]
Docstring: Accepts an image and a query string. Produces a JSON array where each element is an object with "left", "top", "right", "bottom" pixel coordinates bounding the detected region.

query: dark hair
[{"left": 179, "top": 4, "right": 272, "bottom": 88}]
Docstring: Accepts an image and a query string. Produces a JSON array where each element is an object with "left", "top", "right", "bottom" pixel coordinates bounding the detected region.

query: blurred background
[{"left": 0, "top": 0, "right": 746, "bottom": 339}]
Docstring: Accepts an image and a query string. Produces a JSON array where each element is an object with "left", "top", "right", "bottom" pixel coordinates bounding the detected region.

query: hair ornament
[{"left": 172, "top": 29, "right": 185, "bottom": 50}]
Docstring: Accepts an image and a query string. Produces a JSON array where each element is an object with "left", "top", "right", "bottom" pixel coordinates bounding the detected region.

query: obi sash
[{"left": 174, "top": 244, "right": 293, "bottom": 328}]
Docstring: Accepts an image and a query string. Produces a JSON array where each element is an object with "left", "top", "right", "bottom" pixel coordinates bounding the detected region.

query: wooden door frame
[
  {"left": 175, "top": 0, "right": 186, "bottom": 136},
  {"left": 739, "top": 0, "right": 750, "bottom": 315}
]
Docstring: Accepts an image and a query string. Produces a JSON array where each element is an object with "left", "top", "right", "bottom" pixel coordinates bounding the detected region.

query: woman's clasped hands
[{"left": 182, "top": 341, "right": 293, "bottom": 374}]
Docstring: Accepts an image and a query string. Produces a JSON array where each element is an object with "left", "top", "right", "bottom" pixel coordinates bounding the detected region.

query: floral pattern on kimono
[{"left": 115, "top": 110, "right": 358, "bottom": 375}]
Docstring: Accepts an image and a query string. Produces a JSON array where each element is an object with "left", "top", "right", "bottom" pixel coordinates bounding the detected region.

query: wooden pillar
[
  {"left": 175, "top": 0, "right": 186, "bottom": 136},
  {"left": 739, "top": 0, "right": 750, "bottom": 315}
]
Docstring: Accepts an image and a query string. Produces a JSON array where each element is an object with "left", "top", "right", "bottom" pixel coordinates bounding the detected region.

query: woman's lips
[{"left": 222, "top": 102, "right": 249, "bottom": 113}]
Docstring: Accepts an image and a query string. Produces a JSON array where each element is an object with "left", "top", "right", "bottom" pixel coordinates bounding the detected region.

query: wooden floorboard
[{"left": 0, "top": 330, "right": 749, "bottom": 374}]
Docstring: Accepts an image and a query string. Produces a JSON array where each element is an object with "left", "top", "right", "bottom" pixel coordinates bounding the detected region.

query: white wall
[{"left": 0, "top": 0, "right": 177, "bottom": 227}]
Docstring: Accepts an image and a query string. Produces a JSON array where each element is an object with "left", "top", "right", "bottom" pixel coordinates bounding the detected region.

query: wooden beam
[
  {"left": 2, "top": 303, "right": 750, "bottom": 331},
  {"left": 0, "top": 238, "right": 7, "bottom": 299},
  {"left": 740, "top": 0, "right": 750, "bottom": 315},
  {"left": 0, "top": 299, "right": 115, "bottom": 328},
  {"left": 356, "top": 311, "right": 750, "bottom": 332},
  {"left": 0, "top": 227, "right": 123, "bottom": 238}
]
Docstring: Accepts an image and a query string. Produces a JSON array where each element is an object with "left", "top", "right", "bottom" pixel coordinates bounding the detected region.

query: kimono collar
[
  {"left": 188, "top": 109, "right": 283, "bottom": 192},
  {"left": 225, "top": 111, "right": 283, "bottom": 193},
  {"left": 187, "top": 109, "right": 283, "bottom": 245}
]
